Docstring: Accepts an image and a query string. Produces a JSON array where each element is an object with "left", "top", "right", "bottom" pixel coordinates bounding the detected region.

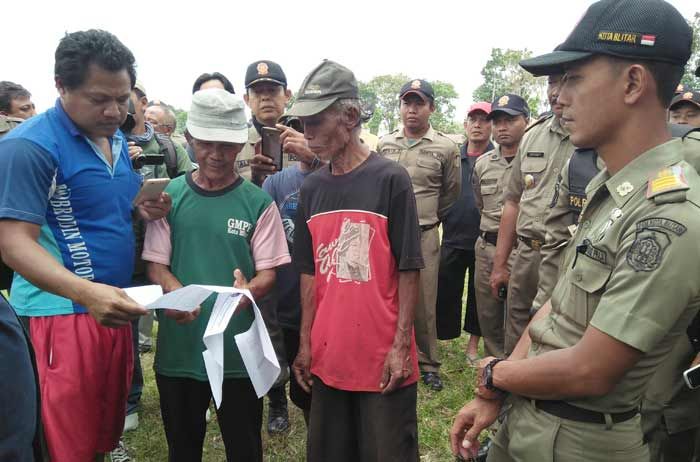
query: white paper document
[
  {"left": 234, "top": 294, "right": 281, "bottom": 399},
  {"left": 124, "top": 285, "right": 163, "bottom": 306},
  {"left": 125, "top": 284, "right": 280, "bottom": 407},
  {"left": 125, "top": 284, "right": 237, "bottom": 312},
  {"left": 202, "top": 292, "right": 242, "bottom": 407},
  {"left": 199, "top": 288, "right": 280, "bottom": 407}
]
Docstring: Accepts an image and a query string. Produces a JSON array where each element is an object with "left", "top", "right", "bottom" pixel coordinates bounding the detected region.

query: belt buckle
[{"left": 532, "top": 239, "right": 542, "bottom": 250}]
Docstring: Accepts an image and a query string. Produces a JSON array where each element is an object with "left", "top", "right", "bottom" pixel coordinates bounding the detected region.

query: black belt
[
  {"left": 420, "top": 223, "right": 438, "bottom": 232},
  {"left": 518, "top": 235, "right": 543, "bottom": 251},
  {"left": 535, "top": 400, "right": 638, "bottom": 425},
  {"left": 481, "top": 231, "right": 498, "bottom": 246}
]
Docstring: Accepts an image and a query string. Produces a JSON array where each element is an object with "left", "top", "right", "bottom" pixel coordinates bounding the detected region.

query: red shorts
[{"left": 29, "top": 314, "right": 133, "bottom": 461}]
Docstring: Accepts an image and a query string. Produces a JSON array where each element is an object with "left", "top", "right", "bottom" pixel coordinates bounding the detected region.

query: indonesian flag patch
[{"left": 640, "top": 34, "right": 656, "bottom": 46}]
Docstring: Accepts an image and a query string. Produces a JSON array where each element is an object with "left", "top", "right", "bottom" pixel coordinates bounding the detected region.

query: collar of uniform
[
  {"left": 549, "top": 116, "right": 570, "bottom": 140},
  {"left": 397, "top": 125, "right": 435, "bottom": 142},
  {"left": 597, "top": 138, "right": 684, "bottom": 208},
  {"left": 54, "top": 98, "right": 83, "bottom": 137},
  {"left": 490, "top": 145, "right": 515, "bottom": 167}
]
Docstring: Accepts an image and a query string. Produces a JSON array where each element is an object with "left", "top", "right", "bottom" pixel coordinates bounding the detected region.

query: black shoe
[
  {"left": 267, "top": 402, "right": 290, "bottom": 434},
  {"left": 421, "top": 372, "right": 444, "bottom": 391}
]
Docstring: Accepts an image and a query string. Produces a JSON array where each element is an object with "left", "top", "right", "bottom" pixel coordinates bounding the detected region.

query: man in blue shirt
[{"left": 0, "top": 29, "right": 170, "bottom": 461}]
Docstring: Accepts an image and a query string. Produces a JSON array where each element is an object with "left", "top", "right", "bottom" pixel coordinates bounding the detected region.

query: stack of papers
[{"left": 125, "top": 284, "right": 281, "bottom": 407}]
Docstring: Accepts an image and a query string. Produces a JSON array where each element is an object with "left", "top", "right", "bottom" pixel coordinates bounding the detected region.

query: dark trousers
[
  {"left": 268, "top": 327, "right": 312, "bottom": 413},
  {"left": 307, "top": 376, "right": 418, "bottom": 462},
  {"left": 436, "top": 245, "right": 481, "bottom": 339},
  {"left": 1, "top": 298, "right": 43, "bottom": 462},
  {"left": 156, "top": 374, "right": 262, "bottom": 462},
  {"left": 126, "top": 319, "right": 143, "bottom": 416}
]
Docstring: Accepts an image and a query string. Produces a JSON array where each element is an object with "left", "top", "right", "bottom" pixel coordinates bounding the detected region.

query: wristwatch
[{"left": 483, "top": 358, "right": 506, "bottom": 393}]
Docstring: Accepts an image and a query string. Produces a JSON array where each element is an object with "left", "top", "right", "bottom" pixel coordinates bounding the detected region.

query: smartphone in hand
[
  {"left": 133, "top": 178, "right": 170, "bottom": 206},
  {"left": 261, "top": 126, "right": 283, "bottom": 171}
]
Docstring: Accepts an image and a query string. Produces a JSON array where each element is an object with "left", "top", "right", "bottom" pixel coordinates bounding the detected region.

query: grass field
[{"left": 124, "top": 329, "right": 480, "bottom": 461}]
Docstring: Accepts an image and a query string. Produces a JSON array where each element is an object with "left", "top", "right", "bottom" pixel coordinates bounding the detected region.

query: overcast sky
[{"left": 5, "top": 0, "right": 698, "bottom": 131}]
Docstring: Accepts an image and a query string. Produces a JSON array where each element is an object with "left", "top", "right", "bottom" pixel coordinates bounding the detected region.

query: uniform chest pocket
[
  {"left": 522, "top": 155, "right": 547, "bottom": 173},
  {"left": 567, "top": 252, "right": 612, "bottom": 327},
  {"left": 416, "top": 153, "right": 441, "bottom": 171},
  {"left": 481, "top": 183, "right": 499, "bottom": 210},
  {"left": 380, "top": 148, "right": 402, "bottom": 163}
]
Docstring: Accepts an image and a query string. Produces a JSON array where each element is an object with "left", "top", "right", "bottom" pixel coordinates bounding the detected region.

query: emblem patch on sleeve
[{"left": 626, "top": 229, "right": 671, "bottom": 272}]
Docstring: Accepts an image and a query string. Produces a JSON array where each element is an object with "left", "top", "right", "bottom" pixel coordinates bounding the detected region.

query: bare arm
[
  {"left": 293, "top": 273, "right": 317, "bottom": 392},
  {"left": 0, "top": 219, "right": 146, "bottom": 326},
  {"left": 147, "top": 261, "right": 200, "bottom": 324},
  {"left": 234, "top": 268, "right": 276, "bottom": 310},
  {"left": 493, "top": 325, "right": 641, "bottom": 399},
  {"left": 380, "top": 270, "right": 420, "bottom": 394},
  {"left": 147, "top": 262, "right": 184, "bottom": 294}
]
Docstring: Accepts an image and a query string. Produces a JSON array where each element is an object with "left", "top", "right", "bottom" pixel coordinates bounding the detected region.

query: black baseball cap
[
  {"left": 286, "top": 60, "right": 358, "bottom": 117},
  {"left": 520, "top": 0, "right": 692, "bottom": 76},
  {"left": 400, "top": 79, "right": 435, "bottom": 101},
  {"left": 669, "top": 90, "right": 700, "bottom": 111},
  {"left": 245, "top": 60, "right": 287, "bottom": 88},
  {"left": 488, "top": 94, "right": 530, "bottom": 120}
]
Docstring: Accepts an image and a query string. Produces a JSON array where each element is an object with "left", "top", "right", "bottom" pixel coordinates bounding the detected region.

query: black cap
[
  {"left": 520, "top": 0, "right": 692, "bottom": 76},
  {"left": 399, "top": 79, "right": 434, "bottom": 101},
  {"left": 669, "top": 90, "right": 700, "bottom": 111},
  {"left": 245, "top": 60, "right": 287, "bottom": 88},
  {"left": 487, "top": 94, "right": 530, "bottom": 120}
]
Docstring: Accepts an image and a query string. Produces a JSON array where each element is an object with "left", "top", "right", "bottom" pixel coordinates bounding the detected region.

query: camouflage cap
[{"left": 287, "top": 60, "right": 358, "bottom": 117}]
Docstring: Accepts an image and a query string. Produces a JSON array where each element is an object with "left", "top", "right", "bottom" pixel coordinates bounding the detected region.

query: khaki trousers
[
  {"left": 488, "top": 396, "right": 649, "bottom": 462},
  {"left": 504, "top": 243, "right": 541, "bottom": 355},
  {"left": 415, "top": 227, "right": 440, "bottom": 373},
  {"left": 474, "top": 237, "right": 514, "bottom": 358}
]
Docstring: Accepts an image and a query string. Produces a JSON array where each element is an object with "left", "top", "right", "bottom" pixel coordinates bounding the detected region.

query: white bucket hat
[{"left": 186, "top": 88, "right": 248, "bottom": 144}]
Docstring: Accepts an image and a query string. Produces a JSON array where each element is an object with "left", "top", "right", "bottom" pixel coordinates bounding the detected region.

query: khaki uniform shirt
[
  {"left": 0, "top": 115, "right": 23, "bottom": 140},
  {"left": 533, "top": 155, "right": 606, "bottom": 309},
  {"left": 237, "top": 126, "right": 301, "bottom": 181},
  {"left": 472, "top": 146, "right": 514, "bottom": 233},
  {"left": 505, "top": 115, "right": 574, "bottom": 241},
  {"left": 529, "top": 138, "right": 700, "bottom": 413},
  {"left": 377, "top": 126, "right": 461, "bottom": 227}
]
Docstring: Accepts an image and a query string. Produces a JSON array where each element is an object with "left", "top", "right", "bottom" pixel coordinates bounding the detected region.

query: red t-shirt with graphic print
[{"left": 294, "top": 153, "right": 424, "bottom": 392}]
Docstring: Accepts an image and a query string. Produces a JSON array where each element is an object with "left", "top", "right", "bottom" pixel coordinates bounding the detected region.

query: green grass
[{"left": 125, "top": 329, "right": 479, "bottom": 461}]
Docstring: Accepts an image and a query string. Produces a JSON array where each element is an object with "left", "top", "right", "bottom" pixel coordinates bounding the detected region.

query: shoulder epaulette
[
  {"left": 646, "top": 165, "right": 690, "bottom": 203},
  {"left": 474, "top": 149, "right": 498, "bottom": 165},
  {"left": 524, "top": 112, "right": 553, "bottom": 133}
]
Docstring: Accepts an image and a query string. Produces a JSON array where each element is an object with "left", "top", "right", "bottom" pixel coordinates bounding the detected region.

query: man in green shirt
[
  {"left": 450, "top": 1, "right": 700, "bottom": 460},
  {"left": 143, "top": 88, "right": 290, "bottom": 462}
]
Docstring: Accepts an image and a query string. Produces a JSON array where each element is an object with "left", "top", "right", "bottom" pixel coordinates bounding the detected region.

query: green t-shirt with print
[{"left": 154, "top": 172, "right": 273, "bottom": 380}]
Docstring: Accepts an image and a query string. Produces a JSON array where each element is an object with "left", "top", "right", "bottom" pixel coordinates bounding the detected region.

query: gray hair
[{"left": 330, "top": 98, "right": 363, "bottom": 129}]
